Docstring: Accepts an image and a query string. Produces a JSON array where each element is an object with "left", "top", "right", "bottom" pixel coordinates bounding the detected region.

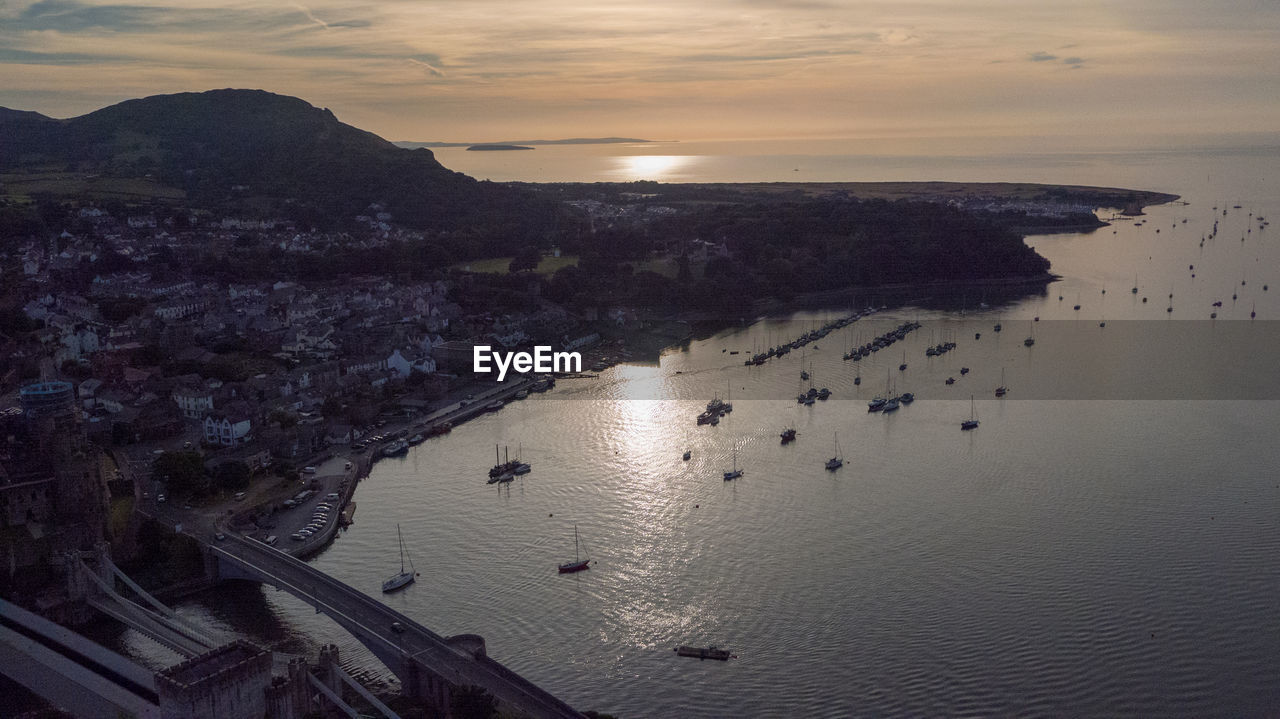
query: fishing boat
[
  {"left": 557, "top": 525, "right": 591, "bottom": 573},
  {"left": 961, "top": 395, "right": 980, "bottom": 430},
  {"left": 723, "top": 447, "right": 743, "bottom": 480},
  {"left": 825, "top": 433, "right": 843, "bottom": 471},
  {"left": 382, "top": 524, "right": 416, "bottom": 593},
  {"left": 675, "top": 645, "right": 731, "bottom": 661}
]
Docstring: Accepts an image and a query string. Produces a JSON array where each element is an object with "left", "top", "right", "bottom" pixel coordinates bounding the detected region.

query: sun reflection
[{"left": 612, "top": 154, "right": 689, "bottom": 181}]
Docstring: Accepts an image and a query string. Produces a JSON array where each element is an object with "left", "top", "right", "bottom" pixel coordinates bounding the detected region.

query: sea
[{"left": 111, "top": 140, "right": 1280, "bottom": 717}]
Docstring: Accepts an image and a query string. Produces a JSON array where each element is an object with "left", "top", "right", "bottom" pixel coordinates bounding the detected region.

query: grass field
[
  {"left": 1, "top": 170, "right": 186, "bottom": 202},
  {"left": 454, "top": 254, "right": 580, "bottom": 275}
]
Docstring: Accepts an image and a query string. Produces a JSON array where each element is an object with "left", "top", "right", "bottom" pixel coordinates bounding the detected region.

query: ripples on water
[{"left": 131, "top": 150, "right": 1280, "bottom": 717}]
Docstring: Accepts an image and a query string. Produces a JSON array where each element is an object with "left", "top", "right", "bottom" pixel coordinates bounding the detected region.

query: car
[
  {"left": 302, "top": 466, "right": 317, "bottom": 474},
  {"left": 214, "top": 532, "right": 226, "bottom": 541},
  {"left": 263, "top": 535, "right": 278, "bottom": 546},
  {"left": 466, "top": 394, "right": 475, "bottom": 400},
  {"left": 234, "top": 491, "right": 246, "bottom": 501},
  {"left": 316, "top": 503, "right": 333, "bottom": 510},
  {"left": 343, "top": 462, "right": 352, "bottom": 470},
  {"left": 282, "top": 499, "right": 297, "bottom": 508},
  {"left": 390, "top": 622, "right": 405, "bottom": 633},
  {"left": 152, "top": 449, "right": 165, "bottom": 455},
  {"left": 291, "top": 533, "right": 304, "bottom": 541},
  {"left": 183, "top": 504, "right": 193, "bottom": 510},
  {"left": 157, "top": 494, "right": 166, "bottom": 503}
]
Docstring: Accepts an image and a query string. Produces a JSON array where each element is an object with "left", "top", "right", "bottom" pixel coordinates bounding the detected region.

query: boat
[
  {"left": 557, "top": 524, "right": 591, "bottom": 573},
  {"left": 382, "top": 439, "right": 409, "bottom": 457},
  {"left": 683, "top": 450, "right": 691, "bottom": 461},
  {"left": 825, "top": 433, "right": 843, "bottom": 471},
  {"left": 994, "top": 368, "right": 1008, "bottom": 397},
  {"left": 723, "top": 447, "right": 743, "bottom": 481},
  {"left": 382, "top": 524, "right": 416, "bottom": 593},
  {"left": 780, "top": 427, "right": 797, "bottom": 444},
  {"left": 881, "top": 396, "right": 899, "bottom": 412},
  {"left": 899, "top": 392, "right": 914, "bottom": 404},
  {"left": 853, "top": 376, "right": 861, "bottom": 386},
  {"left": 407, "top": 433, "right": 425, "bottom": 445},
  {"left": 675, "top": 645, "right": 731, "bottom": 661},
  {"left": 961, "top": 395, "right": 980, "bottom": 430},
  {"left": 489, "top": 444, "right": 525, "bottom": 478},
  {"left": 514, "top": 389, "right": 529, "bottom": 400},
  {"left": 946, "top": 377, "right": 955, "bottom": 385},
  {"left": 486, "top": 400, "right": 504, "bottom": 412}
]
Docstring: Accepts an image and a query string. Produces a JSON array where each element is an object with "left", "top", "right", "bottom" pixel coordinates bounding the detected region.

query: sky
[{"left": 1, "top": 0, "right": 1278, "bottom": 145}]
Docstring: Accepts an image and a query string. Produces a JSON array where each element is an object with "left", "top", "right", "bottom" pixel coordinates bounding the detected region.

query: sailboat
[
  {"left": 558, "top": 524, "right": 590, "bottom": 573},
  {"left": 683, "top": 430, "right": 692, "bottom": 460},
  {"left": 825, "top": 433, "right": 843, "bottom": 471},
  {"left": 382, "top": 524, "right": 416, "bottom": 593},
  {"left": 1024, "top": 319, "right": 1035, "bottom": 346},
  {"left": 723, "top": 447, "right": 743, "bottom": 481},
  {"left": 961, "top": 395, "right": 980, "bottom": 430},
  {"left": 994, "top": 368, "right": 1008, "bottom": 397}
]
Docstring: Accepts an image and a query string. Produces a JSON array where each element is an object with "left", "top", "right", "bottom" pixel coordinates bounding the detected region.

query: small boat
[
  {"left": 382, "top": 524, "right": 416, "bottom": 593},
  {"left": 825, "top": 433, "right": 843, "bottom": 471},
  {"left": 382, "top": 439, "right": 409, "bottom": 457},
  {"left": 723, "top": 447, "right": 743, "bottom": 480},
  {"left": 946, "top": 377, "right": 955, "bottom": 385},
  {"left": 557, "top": 524, "right": 591, "bottom": 573},
  {"left": 899, "top": 392, "right": 914, "bottom": 404},
  {"left": 675, "top": 645, "right": 731, "bottom": 661},
  {"left": 780, "top": 428, "right": 797, "bottom": 444},
  {"left": 961, "top": 395, "right": 980, "bottom": 430},
  {"left": 514, "top": 389, "right": 529, "bottom": 400},
  {"left": 683, "top": 450, "right": 691, "bottom": 461},
  {"left": 853, "top": 376, "right": 861, "bottom": 385},
  {"left": 867, "top": 397, "right": 887, "bottom": 412},
  {"left": 995, "top": 368, "right": 1008, "bottom": 398},
  {"left": 960, "top": 367, "right": 969, "bottom": 375},
  {"left": 486, "top": 401, "right": 504, "bottom": 412},
  {"left": 881, "top": 397, "right": 900, "bottom": 412},
  {"left": 407, "top": 433, "right": 425, "bottom": 445}
]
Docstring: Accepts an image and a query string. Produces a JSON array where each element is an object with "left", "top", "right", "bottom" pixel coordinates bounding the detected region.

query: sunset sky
[{"left": 1, "top": 0, "right": 1278, "bottom": 145}]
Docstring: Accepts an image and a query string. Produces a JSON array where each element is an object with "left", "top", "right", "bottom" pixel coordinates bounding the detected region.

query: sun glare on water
[{"left": 612, "top": 154, "right": 690, "bottom": 181}]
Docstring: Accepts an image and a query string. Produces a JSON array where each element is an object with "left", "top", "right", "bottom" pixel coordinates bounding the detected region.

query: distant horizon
[{"left": 3, "top": 1, "right": 1277, "bottom": 146}]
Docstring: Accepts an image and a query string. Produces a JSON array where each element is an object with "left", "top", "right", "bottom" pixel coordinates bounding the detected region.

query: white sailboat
[
  {"left": 825, "top": 433, "right": 843, "bottom": 471},
  {"left": 382, "top": 524, "right": 416, "bottom": 593},
  {"left": 961, "top": 395, "right": 980, "bottom": 430},
  {"left": 723, "top": 447, "right": 743, "bottom": 480},
  {"left": 558, "top": 524, "right": 591, "bottom": 573}
]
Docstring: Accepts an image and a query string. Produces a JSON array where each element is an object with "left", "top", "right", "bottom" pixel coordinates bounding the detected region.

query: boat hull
[
  {"left": 558, "top": 559, "right": 590, "bottom": 573},
  {"left": 382, "top": 572, "right": 415, "bottom": 593}
]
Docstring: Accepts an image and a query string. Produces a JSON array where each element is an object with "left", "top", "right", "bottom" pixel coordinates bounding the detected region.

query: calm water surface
[{"left": 118, "top": 146, "right": 1280, "bottom": 717}]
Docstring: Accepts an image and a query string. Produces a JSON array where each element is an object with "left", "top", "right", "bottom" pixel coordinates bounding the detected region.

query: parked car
[
  {"left": 234, "top": 491, "right": 246, "bottom": 501},
  {"left": 302, "top": 466, "right": 317, "bottom": 474},
  {"left": 157, "top": 494, "right": 166, "bottom": 503},
  {"left": 214, "top": 532, "right": 226, "bottom": 541}
]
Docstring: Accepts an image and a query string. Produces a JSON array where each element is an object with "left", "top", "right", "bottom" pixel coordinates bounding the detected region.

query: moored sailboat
[{"left": 382, "top": 524, "right": 416, "bottom": 593}]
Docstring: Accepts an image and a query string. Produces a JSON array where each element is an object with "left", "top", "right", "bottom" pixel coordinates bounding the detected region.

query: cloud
[
  {"left": 1028, "top": 51, "right": 1058, "bottom": 62},
  {"left": 407, "top": 57, "right": 444, "bottom": 77}
]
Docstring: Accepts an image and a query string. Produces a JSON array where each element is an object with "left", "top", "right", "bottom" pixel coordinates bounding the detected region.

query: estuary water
[{"left": 122, "top": 142, "right": 1280, "bottom": 717}]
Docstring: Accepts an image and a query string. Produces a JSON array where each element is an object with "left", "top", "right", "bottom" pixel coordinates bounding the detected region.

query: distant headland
[
  {"left": 397, "top": 137, "right": 654, "bottom": 148},
  {"left": 466, "top": 144, "right": 534, "bottom": 151}
]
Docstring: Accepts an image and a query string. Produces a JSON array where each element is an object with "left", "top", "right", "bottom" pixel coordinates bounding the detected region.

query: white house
[
  {"left": 173, "top": 384, "right": 214, "bottom": 420},
  {"left": 203, "top": 407, "right": 252, "bottom": 446},
  {"left": 386, "top": 348, "right": 437, "bottom": 378}
]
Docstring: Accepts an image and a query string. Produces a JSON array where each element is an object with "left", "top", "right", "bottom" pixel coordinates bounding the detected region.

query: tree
[
  {"left": 449, "top": 685, "right": 497, "bottom": 719},
  {"left": 508, "top": 244, "right": 541, "bottom": 273},
  {"left": 213, "top": 461, "right": 251, "bottom": 491},
  {"left": 152, "top": 451, "right": 208, "bottom": 496}
]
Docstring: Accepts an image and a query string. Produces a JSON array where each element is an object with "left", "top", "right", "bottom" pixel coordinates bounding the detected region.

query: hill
[{"left": 0, "top": 89, "right": 547, "bottom": 232}]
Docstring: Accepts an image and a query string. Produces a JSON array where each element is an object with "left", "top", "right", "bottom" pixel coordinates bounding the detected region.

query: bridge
[
  {"left": 1, "top": 549, "right": 407, "bottom": 719},
  {"left": 211, "top": 532, "right": 585, "bottom": 718}
]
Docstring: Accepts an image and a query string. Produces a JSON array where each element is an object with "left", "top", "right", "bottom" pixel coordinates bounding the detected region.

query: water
[{"left": 120, "top": 144, "right": 1280, "bottom": 717}]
